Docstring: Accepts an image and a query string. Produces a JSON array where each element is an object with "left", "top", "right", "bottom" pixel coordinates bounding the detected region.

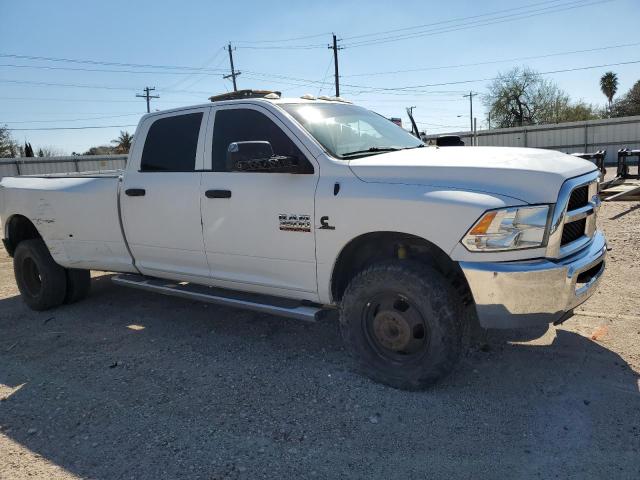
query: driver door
[{"left": 200, "top": 105, "right": 320, "bottom": 300}]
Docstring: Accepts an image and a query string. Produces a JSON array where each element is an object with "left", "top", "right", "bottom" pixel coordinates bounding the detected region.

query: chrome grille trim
[{"left": 546, "top": 170, "right": 600, "bottom": 259}]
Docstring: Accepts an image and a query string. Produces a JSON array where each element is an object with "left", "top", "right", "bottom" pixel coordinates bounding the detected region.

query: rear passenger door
[
  {"left": 200, "top": 105, "right": 319, "bottom": 299},
  {"left": 121, "top": 108, "right": 210, "bottom": 281}
]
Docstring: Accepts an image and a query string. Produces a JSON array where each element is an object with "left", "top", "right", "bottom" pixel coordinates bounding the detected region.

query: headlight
[{"left": 462, "top": 205, "right": 550, "bottom": 251}]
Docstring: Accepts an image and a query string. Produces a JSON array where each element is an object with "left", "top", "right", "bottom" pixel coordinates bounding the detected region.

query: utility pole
[
  {"left": 328, "top": 34, "right": 343, "bottom": 98},
  {"left": 463, "top": 91, "right": 477, "bottom": 134},
  {"left": 473, "top": 117, "right": 478, "bottom": 147},
  {"left": 136, "top": 87, "right": 159, "bottom": 113},
  {"left": 223, "top": 43, "right": 241, "bottom": 92},
  {"left": 406, "top": 106, "right": 420, "bottom": 139}
]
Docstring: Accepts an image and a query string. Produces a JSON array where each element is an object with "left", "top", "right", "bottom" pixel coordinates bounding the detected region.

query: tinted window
[
  {"left": 141, "top": 112, "right": 203, "bottom": 171},
  {"left": 212, "top": 109, "right": 312, "bottom": 173}
]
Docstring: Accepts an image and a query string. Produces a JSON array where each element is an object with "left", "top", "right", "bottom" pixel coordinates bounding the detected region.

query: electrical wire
[
  {"left": 344, "top": 0, "right": 613, "bottom": 48},
  {"left": 6, "top": 124, "right": 139, "bottom": 131},
  {"left": 342, "top": 0, "right": 570, "bottom": 41},
  {"left": 343, "top": 41, "right": 640, "bottom": 77}
]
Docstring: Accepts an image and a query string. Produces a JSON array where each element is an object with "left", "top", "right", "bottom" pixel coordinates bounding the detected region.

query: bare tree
[
  {"left": 0, "top": 125, "right": 19, "bottom": 158},
  {"left": 484, "top": 67, "right": 598, "bottom": 127}
]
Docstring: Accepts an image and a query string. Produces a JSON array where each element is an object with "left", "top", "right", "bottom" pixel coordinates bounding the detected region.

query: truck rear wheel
[
  {"left": 340, "top": 261, "right": 463, "bottom": 390},
  {"left": 64, "top": 269, "right": 91, "bottom": 304},
  {"left": 13, "top": 239, "right": 67, "bottom": 311}
]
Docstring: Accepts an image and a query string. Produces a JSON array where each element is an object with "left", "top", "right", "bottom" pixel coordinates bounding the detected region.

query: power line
[
  {"left": 0, "top": 96, "right": 186, "bottom": 104},
  {"left": 3, "top": 113, "right": 142, "bottom": 124},
  {"left": 0, "top": 62, "right": 228, "bottom": 76},
  {"left": 233, "top": 32, "right": 332, "bottom": 45},
  {"left": 344, "top": 0, "right": 613, "bottom": 48},
  {"left": 234, "top": 43, "right": 326, "bottom": 50},
  {"left": 5, "top": 56, "right": 636, "bottom": 97},
  {"left": 3, "top": 37, "right": 633, "bottom": 93},
  {"left": 317, "top": 55, "right": 334, "bottom": 96},
  {"left": 0, "top": 53, "right": 229, "bottom": 72},
  {"left": 342, "top": 41, "right": 640, "bottom": 77},
  {"left": 6, "top": 124, "right": 138, "bottom": 131},
  {"left": 342, "top": 0, "right": 568, "bottom": 41},
  {"left": 344, "top": 59, "right": 640, "bottom": 93}
]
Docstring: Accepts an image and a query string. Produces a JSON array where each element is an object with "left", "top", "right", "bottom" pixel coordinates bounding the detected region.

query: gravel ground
[{"left": 0, "top": 201, "right": 639, "bottom": 480}]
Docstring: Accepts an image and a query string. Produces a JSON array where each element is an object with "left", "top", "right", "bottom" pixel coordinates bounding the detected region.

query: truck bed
[{"left": 0, "top": 174, "right": 135, "bottom": 273}]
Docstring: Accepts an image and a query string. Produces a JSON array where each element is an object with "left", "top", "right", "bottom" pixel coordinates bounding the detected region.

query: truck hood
[{"left": 348, "top": 146, "right": 596, "bottom": 204}]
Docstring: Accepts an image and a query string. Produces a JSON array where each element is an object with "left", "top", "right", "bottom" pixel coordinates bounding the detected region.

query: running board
[{"left": 111, "top": 274, "right": 324, "bottom": 322}]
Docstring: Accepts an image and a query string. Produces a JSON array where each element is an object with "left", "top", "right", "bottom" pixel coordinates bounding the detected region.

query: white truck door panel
[
  {"left": 121, "top": 108, "right": 210, "bottom": 279},
  {"left": 200, "top": 105, "right": 319, "bottom": 298}
]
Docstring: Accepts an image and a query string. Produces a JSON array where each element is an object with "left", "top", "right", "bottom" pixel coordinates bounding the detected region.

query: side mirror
[{"left": 227, "top": 141, "right": 300, "bottom": 173}]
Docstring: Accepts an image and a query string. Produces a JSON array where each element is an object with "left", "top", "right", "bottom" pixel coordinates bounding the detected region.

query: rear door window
[{"left": 141, "top": 112, "right": 203, "bottom": 171}]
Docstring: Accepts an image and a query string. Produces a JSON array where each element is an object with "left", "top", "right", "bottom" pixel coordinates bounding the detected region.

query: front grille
[
  {"left": 567, "top": 185, "right": 589, "bottom": 210},
  {"left": 561, "top": 218, "right": 586, "bottom": 245}
]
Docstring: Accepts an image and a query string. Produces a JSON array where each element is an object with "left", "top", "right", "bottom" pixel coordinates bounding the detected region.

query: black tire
[
  {"left": 340, "top": 260, "right": 463, "bottom": 390},
  {"left": 13, "top": 239, "right": 67, "bottom": 311},
  {"left": 64, "top": 268, "right": 91, "bottom": 304}
]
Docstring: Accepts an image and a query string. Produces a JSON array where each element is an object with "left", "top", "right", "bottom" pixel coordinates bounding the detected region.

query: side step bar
[{"left": 111, "top": 274, "right": 324, "bottom": 322}]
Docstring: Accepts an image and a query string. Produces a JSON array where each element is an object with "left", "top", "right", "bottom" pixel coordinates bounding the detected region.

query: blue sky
[{"left": 1, "top": 0, "right": 639, "bottom": 154}]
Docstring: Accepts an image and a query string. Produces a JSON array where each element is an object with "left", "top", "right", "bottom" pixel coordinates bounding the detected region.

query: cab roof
[{"left": 141, "top": 91, "right": 352, "bottom": 119}]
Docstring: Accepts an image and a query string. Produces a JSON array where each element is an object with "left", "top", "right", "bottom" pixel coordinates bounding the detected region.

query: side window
[
  {"left": 140, "top": 112, "right": 203, "bottom": 172},
  {"left": 211, "top": 109, "right": 313, "bottom": 173}
]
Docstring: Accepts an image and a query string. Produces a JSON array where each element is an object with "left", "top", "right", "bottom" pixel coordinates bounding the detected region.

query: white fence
[
  {"left": 0, "top": 155, "right": 127, "bottom": 178},
  {"left": 424, "top": 115, "right": 640, "bottom": 164}
]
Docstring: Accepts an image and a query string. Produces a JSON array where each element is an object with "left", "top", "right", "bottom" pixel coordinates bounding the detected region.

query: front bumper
[{"left": 460, "top": 231, "right": 606, "bottom": 329}]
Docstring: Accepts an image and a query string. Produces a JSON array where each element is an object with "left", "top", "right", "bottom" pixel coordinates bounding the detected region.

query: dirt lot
[{"left": 0, "top": 201, "right": 639, "bottom": 480}]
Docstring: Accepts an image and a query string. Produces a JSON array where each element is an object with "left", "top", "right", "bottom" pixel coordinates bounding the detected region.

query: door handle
[
  {"left": 125, "top": 188, "right": 146, "bottom": 197},
  {"left": 205, "top": 189, "right": 232, "bottom": 199}
]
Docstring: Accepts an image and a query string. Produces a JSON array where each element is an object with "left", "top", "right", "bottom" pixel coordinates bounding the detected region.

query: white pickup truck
[{"left": 0, "top": 91, "right": 606, "bottom": 389}]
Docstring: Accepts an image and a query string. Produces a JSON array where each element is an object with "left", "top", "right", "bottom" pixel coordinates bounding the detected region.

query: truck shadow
[{"left": 0, "top": 274, "right": 638, "bottom": 479}]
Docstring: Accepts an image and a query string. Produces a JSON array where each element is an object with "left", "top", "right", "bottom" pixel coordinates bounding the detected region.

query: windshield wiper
[{"left": 341, "top": 147, "right": 401, "bottom": 157}]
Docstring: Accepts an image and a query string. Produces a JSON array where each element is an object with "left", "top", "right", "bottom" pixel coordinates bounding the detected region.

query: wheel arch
[
  {"left": 3, "top": 214, "right": 42, "bottom": 257},
  {"left": 330, "top": 231, "right": 474, "bottom": 307}
]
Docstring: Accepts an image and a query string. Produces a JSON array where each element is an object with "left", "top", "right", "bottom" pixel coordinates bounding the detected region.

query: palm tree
[
  {"left": 600, "top": 72, "right": 618, "bottom": 112},
  {"left": 111, "top": 131, "right": 133, "bottom": 154}
]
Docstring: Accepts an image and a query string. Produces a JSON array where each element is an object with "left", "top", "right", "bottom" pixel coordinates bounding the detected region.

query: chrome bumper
[{"left": 460, "top": 231, "right": 607, "bottom": 329}]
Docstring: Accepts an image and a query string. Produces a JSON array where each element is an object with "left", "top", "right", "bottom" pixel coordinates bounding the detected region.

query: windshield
[{"left": 281, "top": 103, "right": 423, "bottom": 158}]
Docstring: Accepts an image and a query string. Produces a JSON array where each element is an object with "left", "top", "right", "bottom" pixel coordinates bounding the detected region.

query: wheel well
[
  {"left": 4, "top": 215, "right": 41, "bottom": 256},
  {"left": 331, "top": 232, "right": 473, "bottom": 306}
]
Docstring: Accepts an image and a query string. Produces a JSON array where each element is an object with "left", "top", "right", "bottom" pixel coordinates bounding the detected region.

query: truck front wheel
[
  {"left": 340, "top": 261, "right": 463, "bottom": 390},
  {"left": 13, "top": 239, "right": 67, "bottom": 311}
]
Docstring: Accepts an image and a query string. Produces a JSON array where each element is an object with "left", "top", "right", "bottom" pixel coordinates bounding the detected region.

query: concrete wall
[
  {"left": 424, "top": 115, "right": 640, "bottom": 165},
  {"left": 0, "top": 155, "right": 127, "bottom": 178}
]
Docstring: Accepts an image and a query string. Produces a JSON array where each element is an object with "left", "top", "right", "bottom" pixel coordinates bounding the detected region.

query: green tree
[
  {"left": 599, "top": 71, "right": 618, "bottom": 112},
  {"left": 111, "top": 130, "right": 133, "bottom": 154},
  {"left": 610, "top": 80, "right": 640, "bottom": 117}
]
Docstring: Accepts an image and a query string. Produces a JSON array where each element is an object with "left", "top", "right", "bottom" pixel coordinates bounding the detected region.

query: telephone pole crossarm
[{"left": 136, "top": 86, "right": 160, "bottom": 113}]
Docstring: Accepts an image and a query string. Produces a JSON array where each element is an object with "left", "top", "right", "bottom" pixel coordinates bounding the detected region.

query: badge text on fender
[{"left": 279, "top": 214, "right": 311, "bottom": 232}]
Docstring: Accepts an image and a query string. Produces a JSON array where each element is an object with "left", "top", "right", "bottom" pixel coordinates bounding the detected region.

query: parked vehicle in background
[{"left": 0, "top": 91, "right": 606, "bottom": 390}]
